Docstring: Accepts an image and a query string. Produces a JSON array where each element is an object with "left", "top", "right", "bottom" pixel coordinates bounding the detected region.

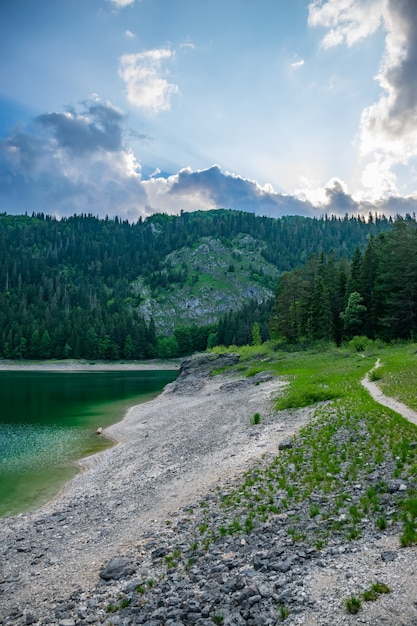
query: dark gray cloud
[
  {"left": 2, "top": 115, "right": 417, "bottom": 220},
  {"left": 324, "top": 179, "right": 358, "bottom": 213},
  {"left": 0, "top": 99, "right": 147, "bottom": 218},
  {"left": 2, "top": 131, "right": 48, "bottom": 177},
  {"left": 369, "top": 194, "right": 417, "bottom": 217},
  {"left": 168, "top": 165, "right": 316, "bottom": 217},
  {"left": 36, "top": 100, "right": 125, "bottom": 155},
  {"left": 384, "top": 0, "right": 417, "bottom": 134}
]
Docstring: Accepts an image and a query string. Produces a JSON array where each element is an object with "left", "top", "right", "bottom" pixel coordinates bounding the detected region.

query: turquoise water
[{"left": 0, "top": 369, "right": 177, "bottom": 517}]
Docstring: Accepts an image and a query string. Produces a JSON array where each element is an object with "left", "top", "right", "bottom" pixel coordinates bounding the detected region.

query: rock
[
  {"left": 387, "top": 479, "right": 403, "bottom": 493},
  {"left": 278, "top": 439, "right": 293, "bottom": 450},
  {"left": 166, "top": 353, "right": 240, "bottom": 395},
  {"left": 152, "top": 547, "right": 167, "bottom": 559},
  {"left": 99, "top": 557, "right": 133, "bottom": 581},
  {"left": 96, "top": 427, "right": 103, "bottom": 435},
  {"left": 251, "top": 372, "right": 274, "bottom": 384},
  {"left": 381, "top": 550, "right": 398, "bottom": 562}
]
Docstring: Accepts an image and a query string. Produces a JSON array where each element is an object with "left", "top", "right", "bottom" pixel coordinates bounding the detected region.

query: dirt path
[{"left": 361, "top": 358, "right": 417, "bottom": 426}]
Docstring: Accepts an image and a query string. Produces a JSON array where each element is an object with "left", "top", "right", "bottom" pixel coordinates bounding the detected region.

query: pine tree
[
  {"left": 340, "top": 291, "right": 367, "bottom": 339},
  {"left": 251, "top": 322, "right": 262, "bottom": 346}
]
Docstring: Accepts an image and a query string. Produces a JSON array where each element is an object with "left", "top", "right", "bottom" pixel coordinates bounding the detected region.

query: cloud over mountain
[
  {"left": 1, "top": 90, "right": 417, "bottom": 221},
  {"left": 36, "top": 99, "right": 125, "bottom": 155}
]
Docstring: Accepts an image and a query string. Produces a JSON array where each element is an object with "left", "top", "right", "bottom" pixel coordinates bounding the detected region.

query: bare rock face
[{"left": 164, "top": 352, "right": 240, "bottom": 395}]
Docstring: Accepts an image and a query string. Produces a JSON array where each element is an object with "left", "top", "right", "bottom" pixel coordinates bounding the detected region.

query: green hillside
[{"left": 0, "top": 209, "right": 394, "bottom": 360}]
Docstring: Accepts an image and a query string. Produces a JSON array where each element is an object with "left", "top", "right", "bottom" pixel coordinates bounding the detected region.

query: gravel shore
[{"left": 0, "top": 353, "right": 416, "bottom": 626}]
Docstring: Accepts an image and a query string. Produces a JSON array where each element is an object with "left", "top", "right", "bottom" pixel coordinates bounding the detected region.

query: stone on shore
[{"left": 99, "top": 557, "right": 134, "bottom": 581}]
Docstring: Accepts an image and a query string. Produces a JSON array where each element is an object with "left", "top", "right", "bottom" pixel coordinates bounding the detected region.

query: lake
[{"left": 0, "top": 369, "right": 177, "bottom": 517}]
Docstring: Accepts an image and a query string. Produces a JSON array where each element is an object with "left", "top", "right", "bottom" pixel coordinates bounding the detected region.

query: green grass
[
  {"left": 376, "top": 343, "right": 417, "bottom": 410},
  {"left": 362, "top": 581, "right": 391, "bottom": 601},
  {"left": 106, "top": 598, "right": 131, "bottom": 612},
  {"left": 400, "top": 497, "right": 417, "bottom": 546},
  {"left": 345, "top": 595, "right": 362, "bottom": 614},
  {"left": 271, "top": 348, "right": 368, "bottom": 411},
  {"left": 250, "top": 412, "right": 262, "bottom": 425}
]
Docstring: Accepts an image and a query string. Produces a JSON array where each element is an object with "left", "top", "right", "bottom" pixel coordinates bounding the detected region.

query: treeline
[
  {"left": 214, "top": 299, "right": 273, "bottom": 347},
  {"left": 0, "top": 209, "right": 398, "bottom": 360},
  {"left": 269, "top": 218, "right": 417, "bottom": 345}
]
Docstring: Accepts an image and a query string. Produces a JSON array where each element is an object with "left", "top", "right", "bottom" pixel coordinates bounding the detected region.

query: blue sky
[{"left": 1, "top": 0, "right": 417, "bottom": 220}]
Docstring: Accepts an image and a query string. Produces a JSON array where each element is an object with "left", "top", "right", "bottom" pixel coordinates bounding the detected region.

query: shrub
[
  {"left": 250, "top": 412, "right": 262, "bottom": 425},
  {"left": 345, "top": 595, "right": 362, "bottom": 614},
  {"left": 368, "top": 367, "right": 383, "bottom": 381},
  {"left": 348, "top": 335, "right": 372, "bottom": 352}
]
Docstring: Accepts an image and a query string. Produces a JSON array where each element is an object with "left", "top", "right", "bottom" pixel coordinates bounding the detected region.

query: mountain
[{"left": 0, "top": 209, "right": 394, "bottom": 360}]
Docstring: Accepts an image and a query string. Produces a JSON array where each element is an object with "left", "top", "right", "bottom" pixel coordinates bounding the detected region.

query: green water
[{"left": 0, "top": 369, "right": 177, "bottom": 517}]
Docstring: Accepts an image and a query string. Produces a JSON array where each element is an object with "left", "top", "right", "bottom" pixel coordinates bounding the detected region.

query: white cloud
[
  {"left": 179, "top": 42, "right": 196, "bottom": 50},
  {"left": 290, "top": 58, "right": 305, "bottom": 70},
  {"left": 308, "top": 0, "right": 384, "bottom": 49},
  {"left": 309, "top": 0, "right": 417, "bottom": 201},
  {"left": 124, "top": 30, "right": 136, "bottom": 39},
  {"left": 358, "top": 0, "right": 417, "bottom": 197},
  {"left": 358, "top": 154, "right": 398, "bottom": 197},
  {"left": 142, "top": 171, "right": 215, "bottom": 216},
  {"left": 119, "top": 48, "right": 179, "bottom": 112},
  {"left": 295, "top": 176, "right": 328, "bottom": 204},
  {"left": 108, "top": 0, "right": 135, "bottom": 8}
]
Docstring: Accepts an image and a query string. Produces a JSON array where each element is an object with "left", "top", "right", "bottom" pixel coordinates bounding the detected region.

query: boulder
[{"left": 99, "top": 556, "right": 134, "bottom": 581}]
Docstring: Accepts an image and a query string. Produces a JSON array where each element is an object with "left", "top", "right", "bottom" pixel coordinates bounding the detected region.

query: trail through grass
[
  {"left": 372, "top": 344, "right": 417, "bottom": 411},
  {"left": 201, "top": 343, "right": 417, "bottom": 551}
]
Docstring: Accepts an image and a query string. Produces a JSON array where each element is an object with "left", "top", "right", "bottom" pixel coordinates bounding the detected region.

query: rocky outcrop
[{"left": 164, "top": 352, "right": 240, "bottom": 395}]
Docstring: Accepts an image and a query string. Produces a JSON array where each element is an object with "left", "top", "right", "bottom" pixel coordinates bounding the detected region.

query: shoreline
[
  {"left": 0, "top": 356, "right": 306, "bottom": 621},
  {"left": 0, "top": 358, "right": 180, "bottom": 371},
  {"left": 0, "top": 363, "right": 178, "bottom": 518}
]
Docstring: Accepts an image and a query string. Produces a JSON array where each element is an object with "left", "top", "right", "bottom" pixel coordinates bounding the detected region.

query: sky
[{"left": 1, "top": 0, "right": 417, "bottom": 221}]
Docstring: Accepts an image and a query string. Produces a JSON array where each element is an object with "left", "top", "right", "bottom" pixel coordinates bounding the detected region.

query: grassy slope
[
  {"left": 372, "top": 344, "right": 417, "bottom": 411},
  {"left": 206, "top": 342, "right": 417, "bottom": 548}
]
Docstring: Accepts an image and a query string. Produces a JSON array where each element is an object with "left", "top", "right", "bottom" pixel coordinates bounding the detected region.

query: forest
[
  {"left": 270, "top": 218, "right": 417, "bottom": 345},
  {"left": 0, "top": 209, "right": 410, "bottom": 360}
]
